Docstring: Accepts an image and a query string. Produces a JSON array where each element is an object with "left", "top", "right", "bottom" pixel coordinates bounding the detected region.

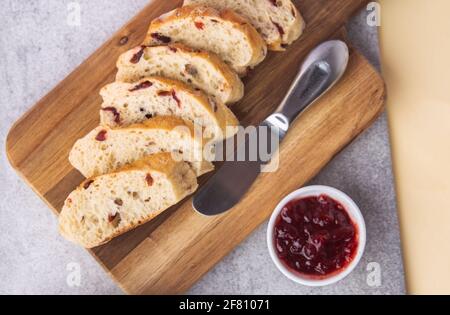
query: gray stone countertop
[{"left": 0, "top": 0, "right": 405, "bottom": 295}]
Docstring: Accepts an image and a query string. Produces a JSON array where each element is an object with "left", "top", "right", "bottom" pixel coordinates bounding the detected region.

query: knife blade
[{"left": 193, "top": 40, "right": 350, "bottom": 216}]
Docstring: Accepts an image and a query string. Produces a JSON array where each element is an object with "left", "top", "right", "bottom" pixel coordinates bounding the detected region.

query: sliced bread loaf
[
  {"left": 116, "top": 44, "right": 244, "bottom": 104},
  {"left": 59, "top": 153, "right": 198, "bottom": 248},
  {"left": 69, "top": 116, "right": 214, "bottom": 178},
  {"left": 184, "top": 0, "right": 305, "bottom": 51},
  {"left": 143, "top": 5, "right": 267, "bottom": 75},
  {"left": 100, "top": 76, "right": 239, "bottom": 140}
]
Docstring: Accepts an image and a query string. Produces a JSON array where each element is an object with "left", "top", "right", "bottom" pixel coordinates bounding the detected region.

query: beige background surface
[{"left": 380, "top": 0, "right": 450, "bottom": 294}]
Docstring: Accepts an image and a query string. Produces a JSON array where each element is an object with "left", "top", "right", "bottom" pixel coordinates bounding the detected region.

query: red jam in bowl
[{"left": 274, "top": 194, "right": 359, "bottom": 278}]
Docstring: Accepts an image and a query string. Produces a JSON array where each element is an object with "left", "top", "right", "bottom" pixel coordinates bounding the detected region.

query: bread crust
[
  {"left": 274, "top": 2, "right": 305, "bottom": 51},
  {"left": 127, "top": 115, "right": 195, "bottom": 133}
]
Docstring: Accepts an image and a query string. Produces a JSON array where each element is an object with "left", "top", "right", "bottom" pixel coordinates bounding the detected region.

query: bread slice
[
  {"left": 69, "top": 116, "right": 214, "bottom": 178},
  {"left": 59, "top": 153, "right": 198, "bottom": 248},
  {"left": 100, "top": 76, "right": 239, "bottom": 140},
  {"left": 143, "top": 5, "right": 267, "bottom": 75},
  {"left": 184, "top": 0, "right": 305, "bottom": 51},
  {"left": 116, "top": 44, "right": 244, "bottom": 104}
]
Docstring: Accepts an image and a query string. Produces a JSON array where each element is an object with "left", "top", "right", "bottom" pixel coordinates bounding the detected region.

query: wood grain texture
[{"left": 5, "top": 0, "right": 380, "bottom": 294}]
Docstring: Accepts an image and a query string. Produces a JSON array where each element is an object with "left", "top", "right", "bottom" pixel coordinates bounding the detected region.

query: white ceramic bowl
[{"left": 267, "top": 185, "right": 366, "bottom": 287}]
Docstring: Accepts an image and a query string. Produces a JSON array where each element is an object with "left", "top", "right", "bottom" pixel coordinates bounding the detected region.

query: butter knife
[{"left": 193, "top": 40, "right": 350, "bottom": 216}]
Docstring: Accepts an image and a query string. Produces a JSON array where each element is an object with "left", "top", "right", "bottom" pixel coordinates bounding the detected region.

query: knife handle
[{"left": 266, "top": 40, "right": 349, "bottom": 137}]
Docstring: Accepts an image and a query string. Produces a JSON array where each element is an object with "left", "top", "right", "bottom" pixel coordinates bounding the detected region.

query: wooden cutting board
[{"left": 6, "top": 0, "right": 383, "bottom": 294}]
